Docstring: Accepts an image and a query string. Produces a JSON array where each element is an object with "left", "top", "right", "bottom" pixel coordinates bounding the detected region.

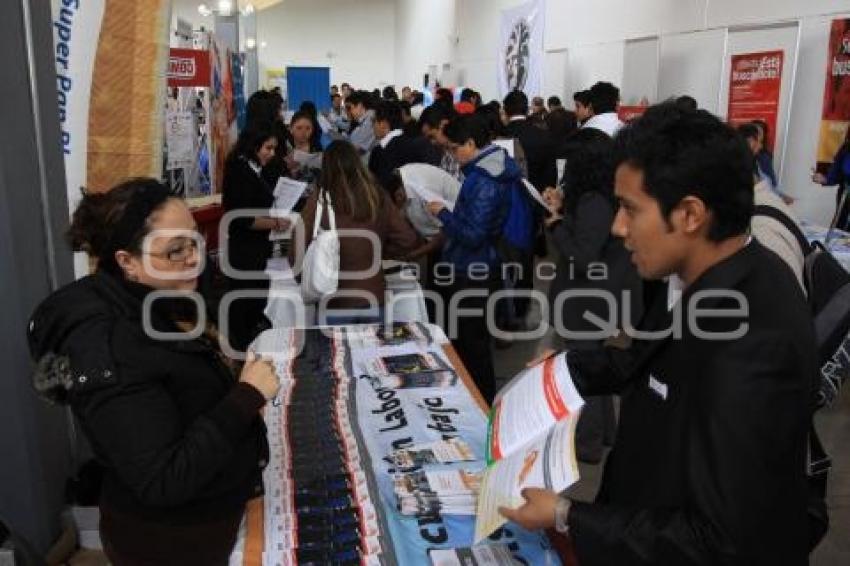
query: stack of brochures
[{"left": 394, "top": 469, "right": 482, "bottom": 516}]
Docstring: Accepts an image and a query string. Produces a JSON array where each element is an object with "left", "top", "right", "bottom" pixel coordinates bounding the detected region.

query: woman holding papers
[
  {"left": 541, "top": 127, "right": 641, "bottom": 463},
  {"left": 290, "top": 140, "right": 420, "bottom": 325},
  {"left": 223, "top": 127, "right": 291, "bottom": 350},
  {"left": 28, "top": 179, "right": 279, "bottom": 565},
  {"left": 284, "top": 111, "right": 323, "bottom": 186}
]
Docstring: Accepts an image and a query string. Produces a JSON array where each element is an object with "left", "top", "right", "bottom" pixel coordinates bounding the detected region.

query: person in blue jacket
[
  {"left": 813, "top": 128, "right": 850, "bottom": 229},
  {"left": 425, "top": 114, "right": 521, "bottom": 402}
]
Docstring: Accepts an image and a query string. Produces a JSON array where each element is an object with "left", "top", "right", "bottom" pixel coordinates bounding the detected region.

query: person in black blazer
[
  {"left": 502, "top": 90, "right": 557, "bottom": 191},
  {"left": 222, "top": 127, "right": 290, "bottom": 351},
  {"left": 502, "top": 103, "right": 815, "bottom": 565},
  {"left": 369, "top": 100, "right": 437, "bottom": 192}
]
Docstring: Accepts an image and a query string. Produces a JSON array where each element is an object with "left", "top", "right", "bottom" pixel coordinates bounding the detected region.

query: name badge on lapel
[{"left": 648, "top": 374, "right": 668, "bottom": 401}]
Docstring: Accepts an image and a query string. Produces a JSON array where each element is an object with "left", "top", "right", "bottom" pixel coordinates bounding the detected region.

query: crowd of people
[{"left": 26, "top": 74, "right": 847, "bottom": 565}]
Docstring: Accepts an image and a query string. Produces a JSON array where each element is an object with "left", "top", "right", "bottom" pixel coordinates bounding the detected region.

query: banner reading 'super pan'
[{"left": 817, "top": 19, "right": 850, "bottom": 170}]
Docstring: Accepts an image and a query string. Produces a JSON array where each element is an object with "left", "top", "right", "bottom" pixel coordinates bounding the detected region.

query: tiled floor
[{"left": 492, "top": 294, "right": 850, "bottom": 565}]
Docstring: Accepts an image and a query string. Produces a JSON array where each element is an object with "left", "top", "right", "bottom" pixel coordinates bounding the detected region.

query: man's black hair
[
  {"left": 613, "top": 101, "right": 754, "bottom": 242},
  {"left": 573, "top": 90, "right": 591, "bottom": 106},
  {"left": 503, "top": 89, "right": 529, "bottom": 117},
  {"left": 345, "top": 90, "right": 366, "bottom": 106},
  {"left": 547, "top": 95, "right": 562, "bottom": 107},
  {"left": 737, "top": 123, "right": 760, "bottom": 142},
  {"left": 419, "top": 104, "right": 456, "bottom": 130},
  {"left": 444, "top": 115, "right": 491, "bottom": 149},
  {"left": 382, "top": 85, "right": 399, "bottom": 101},
  {"left": 588, "top": 82, "right": 620, "bottom": 115},
  {"left": 375, "top": 100, "right": 403, "bottom": 130},
  {"left": 411, "top": 92, "right": 424, "bottom": 106},
  {"left": 461, "top": 88, "right": 476, "bottom": 102},
  {"left": 675, "top": 95, "right": 698, "bottom": 112}
]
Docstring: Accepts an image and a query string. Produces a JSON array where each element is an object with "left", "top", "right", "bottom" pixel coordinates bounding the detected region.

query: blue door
[{"left": 286, "top": 66, "right": 331, "bottom": 112}]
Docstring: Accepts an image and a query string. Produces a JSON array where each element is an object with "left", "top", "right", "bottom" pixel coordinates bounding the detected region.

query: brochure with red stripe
[{"left": 476, "top": 353, "right": 584, "bottom": 541}]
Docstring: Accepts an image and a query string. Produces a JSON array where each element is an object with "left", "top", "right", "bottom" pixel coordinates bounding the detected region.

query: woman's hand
[
  {"left": 239, "top": 352, "right": 280, "bottom": 401},
  {"left": 812, "top": 171, "right": 827, "bottom": 185},
  {"left": 273, "top": 217, "right": 292, "bottom": 231},
  {"left": 426, "top": 201, "right": 446, "bottom": 216},
  {"left": 543, "top": 186, "right": 564, "bottom": 213},
  {"left": 498, "top": 488, "right": 561, "bottom": 530}
]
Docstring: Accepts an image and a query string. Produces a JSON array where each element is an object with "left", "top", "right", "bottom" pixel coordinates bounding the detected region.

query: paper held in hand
[
  {"left": 521, "top": 178, "right": 549, "bottom": 210},
  {"left": 474, "top": 352, "right": 584, "bottom": 542},
  {"left": 407, "top": 181, "right": 454, "bottom": 212}
]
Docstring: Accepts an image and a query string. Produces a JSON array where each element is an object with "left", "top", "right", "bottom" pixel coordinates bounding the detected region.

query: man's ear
[{"left": 674, "top": 195, "right": 710, "bottom": 236}]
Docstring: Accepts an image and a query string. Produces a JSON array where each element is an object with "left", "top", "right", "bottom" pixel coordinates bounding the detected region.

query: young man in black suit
[
  {"left": 501, "top": 102, "right": 816, "bottom": 566},
  {"left": 369, "top": 100, "right": 438, "bottom": 192}
]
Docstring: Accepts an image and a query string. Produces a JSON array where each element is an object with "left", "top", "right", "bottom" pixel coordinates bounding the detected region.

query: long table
[{"left": 230, "top": 323, "right": 561, "bottom": 566}]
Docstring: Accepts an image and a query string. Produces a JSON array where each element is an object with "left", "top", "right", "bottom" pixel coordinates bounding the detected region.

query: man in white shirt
[{"left": 582, "top": 81, "right": 624, "bottom": 137}]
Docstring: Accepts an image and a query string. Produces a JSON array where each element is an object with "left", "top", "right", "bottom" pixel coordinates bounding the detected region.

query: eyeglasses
[{"left": 145, "top": 239, "right": 199, "bottom": 263}]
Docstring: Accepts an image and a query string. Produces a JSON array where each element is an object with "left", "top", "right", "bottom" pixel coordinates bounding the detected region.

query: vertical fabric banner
[
  {"left": 51, "top": 0, "right": 170, "bottom": 211},
  {"left": 727, "top": 50, "right": 784, "bottom": 152},
  {"left": 209, "top": 37, "right": 238, "bottom": 194},
  {"left": 817, "top": 19, "right": 850, "bottom": 169},
  {"left": 497, "top": 0, "right": 545, "bottom": 99}
]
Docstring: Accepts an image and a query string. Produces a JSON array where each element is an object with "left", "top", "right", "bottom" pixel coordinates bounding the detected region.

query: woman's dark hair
[
  {"left": 546, "top": 108, "right": 578, "bottom": 141},
  {"left": 444, "top": 115, "right": 491, "bottom": 149},
  {"left": 296, "top": 103, "right": 323, "bottom": 151},
  {"left": 319, "top": 140, "right": 383, "bottom": 223},
  {"left": 228, "top": 126, "right": 276, "bottom": 164},
  {"left": 67, "top": 178, "right": 175, "bottom": 273},
  {"left": 245, "top": 90, "right": 281, "bottom": 130},
  {"left": 614, "top": 101, "right": 754, "bottom": 242},
  {"left": 560, "top": 128, "right": 616, "bottom": 214},
  {"left": 289, "top": 110, "right": 322, "bottom": 152}
]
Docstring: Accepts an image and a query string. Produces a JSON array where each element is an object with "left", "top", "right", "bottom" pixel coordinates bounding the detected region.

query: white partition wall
[
  {"left": 564, "top": 41, "right": 626, "bottom": 101},
  {"left": 657, "top": 28, "right": 727, "bottom": 114},
  {"left": 622, "top": 36, "right": 660, "bottom": 104},
  {"left": 717, "top": 22, "right": 801, "bottom": 182}
]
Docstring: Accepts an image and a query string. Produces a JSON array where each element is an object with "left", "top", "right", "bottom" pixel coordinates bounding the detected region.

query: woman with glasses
[
  {"left": 222, "top": 126, "right": 290, "bottom": 350},
  {"left": 28, "top": 178, "right": 280, "bottom": 565}
]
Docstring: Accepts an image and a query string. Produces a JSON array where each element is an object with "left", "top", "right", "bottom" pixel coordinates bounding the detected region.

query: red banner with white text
[
  {"left": 817, "top": 19, "right": 850, "bottom": 170},
  {"left": 727, "top": 50, "right": 784, "bottom": 152},
  {"left": 167, "top": 48, "right": 211, "bottom": 87}
]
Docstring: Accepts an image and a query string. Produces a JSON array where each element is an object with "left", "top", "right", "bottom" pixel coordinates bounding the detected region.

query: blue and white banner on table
[
  {"left": 343, "top": 325, "right": 561, "bottom": 566},
  {"left": 497, "top": 0, "right": 545, "bottom": 99}
]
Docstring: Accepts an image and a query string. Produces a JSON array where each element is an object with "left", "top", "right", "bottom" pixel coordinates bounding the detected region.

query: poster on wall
[
  {"left": 208, "top": 36, "right": 238, "bottom": 194},
  {"left": 165, "top": 111, "right": 196, "bottom": 171},
  {"left": 497, "top": 0, "right": 545, "bottom": 98},
  {"left": 617, "top": 105, "right": 649, "bottom": 124},
  {"left": 727, "top": 50, "right": 784, "bottom": 152},
  {"left": 817, "top": 18, "right": 850, "bottom": 170}
]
